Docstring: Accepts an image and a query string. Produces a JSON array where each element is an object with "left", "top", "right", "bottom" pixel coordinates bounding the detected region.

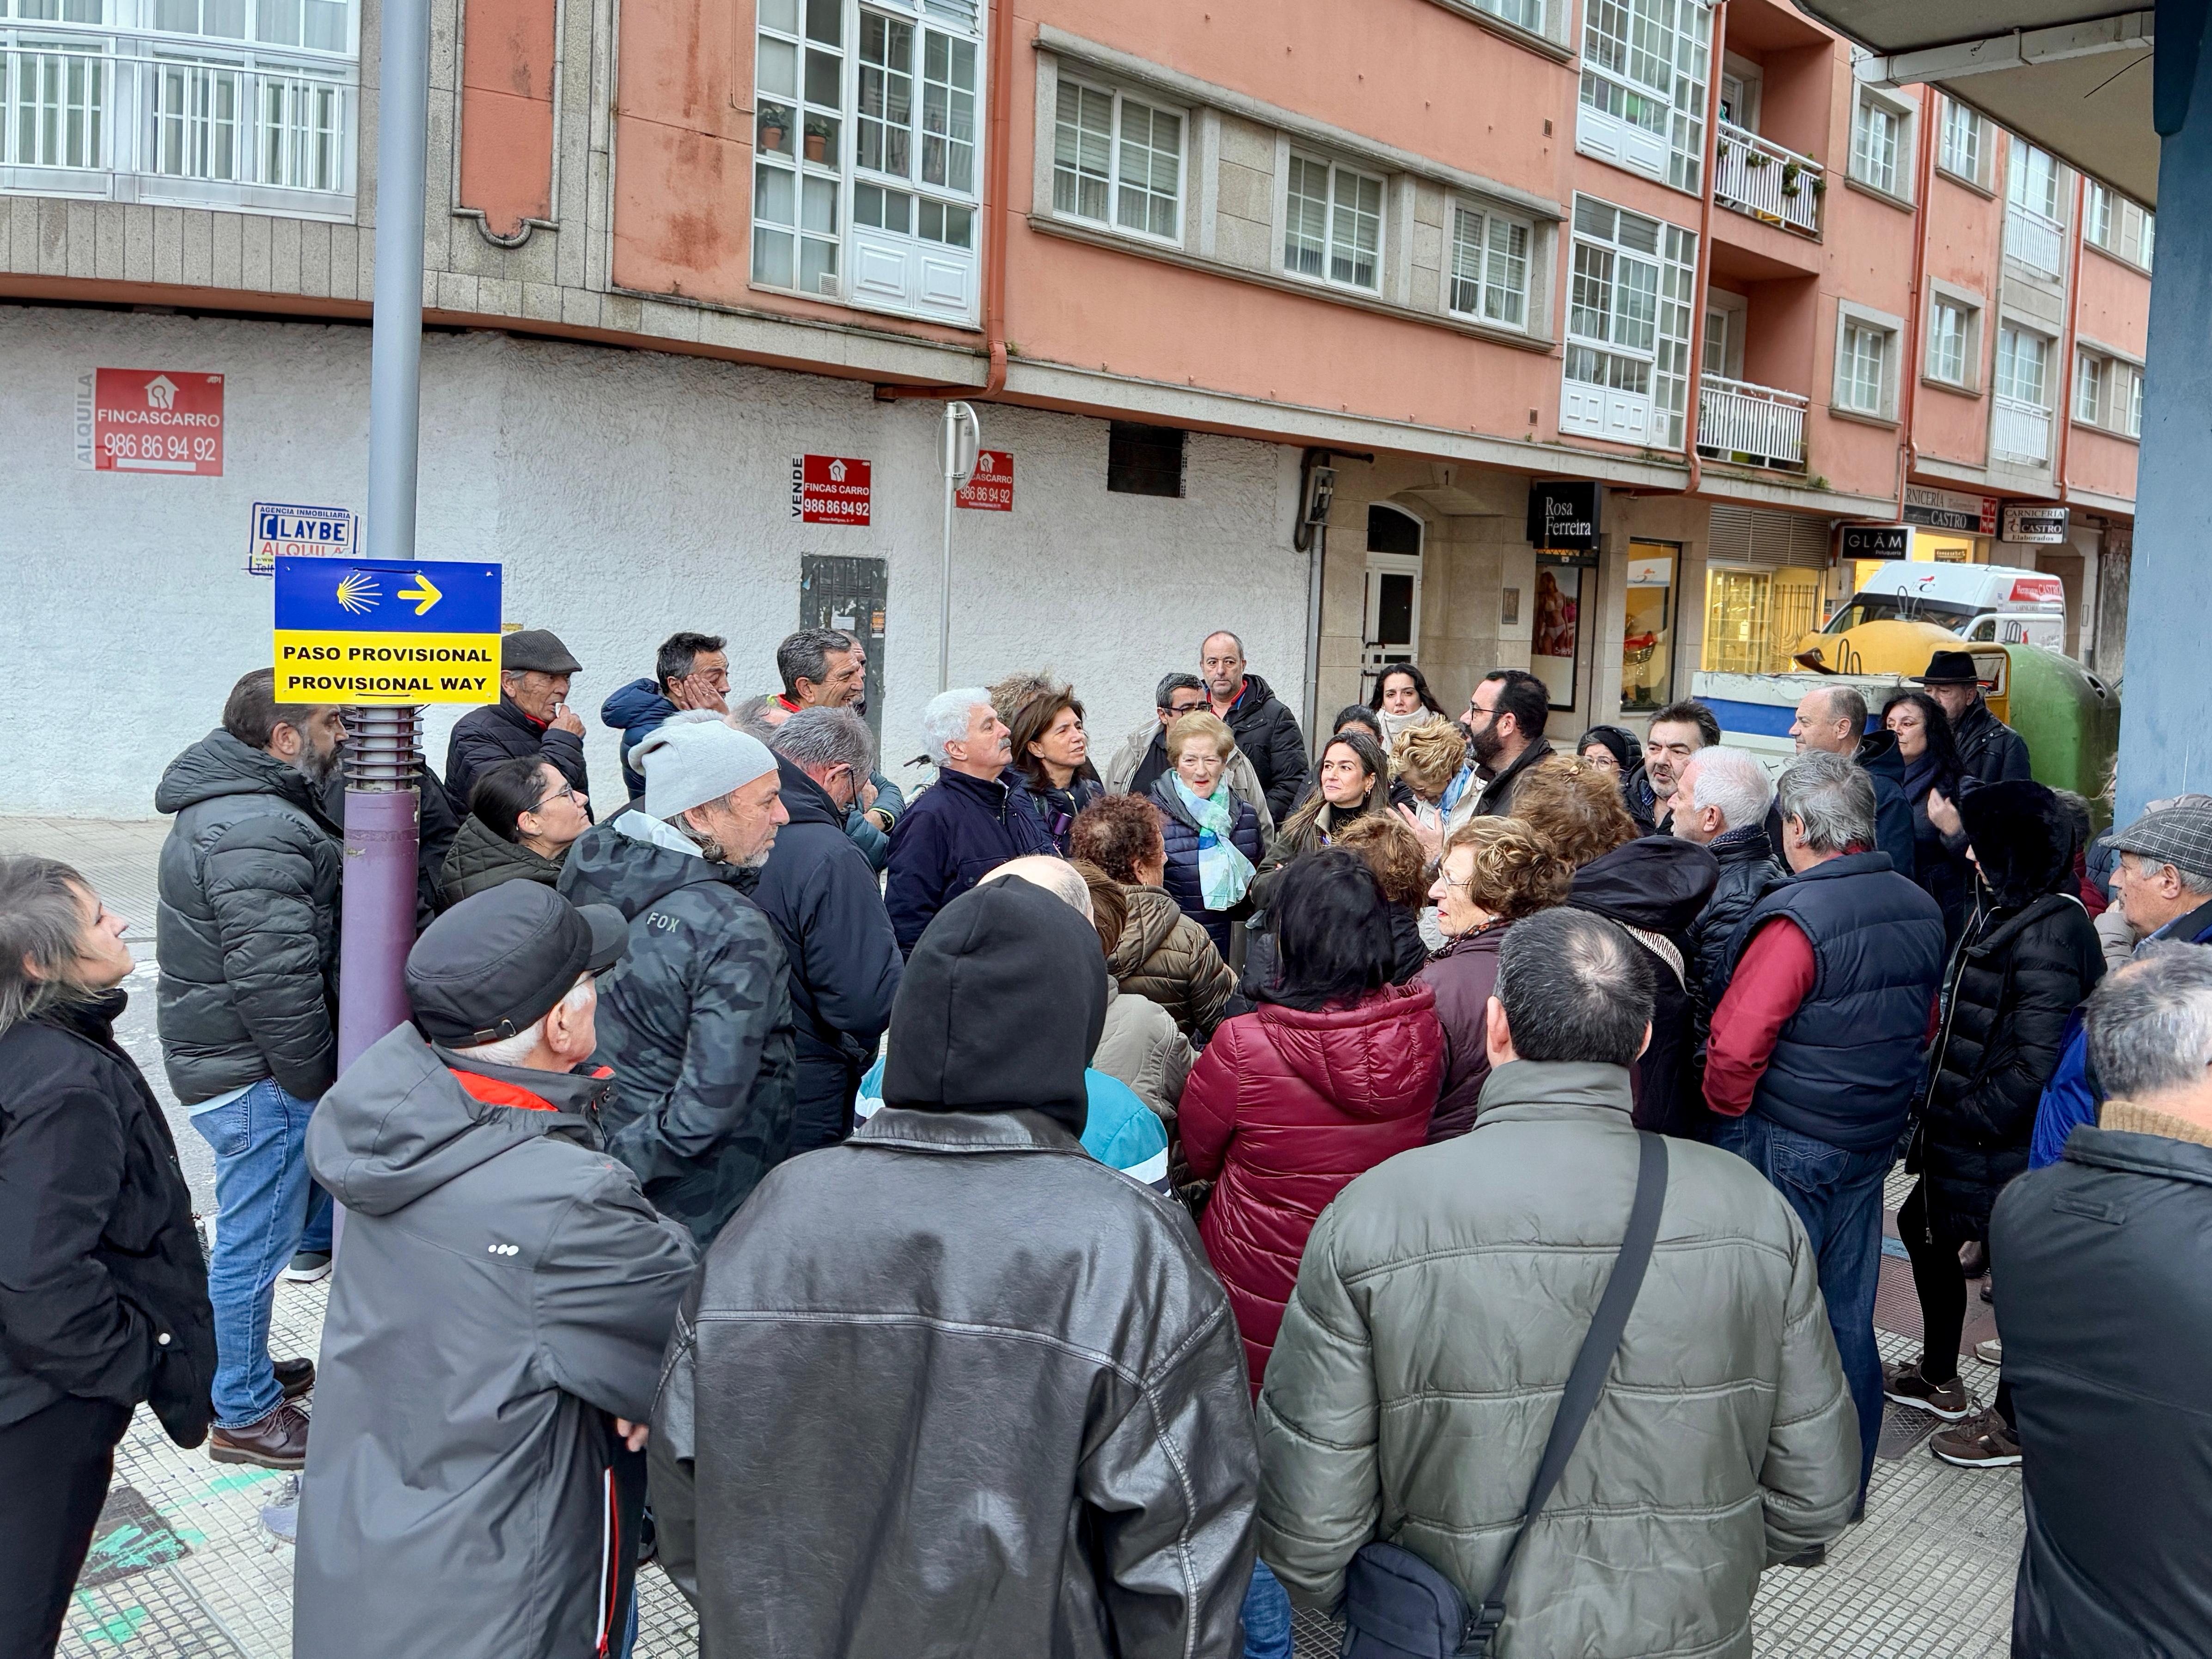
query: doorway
[{"left": 1361, "top": 503, "right": 1424, "bottom": 699}]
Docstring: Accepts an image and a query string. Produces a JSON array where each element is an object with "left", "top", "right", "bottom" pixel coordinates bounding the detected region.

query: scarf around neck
[{"left": 1173, "top": 776, "right": 1255, "bottom": 911}]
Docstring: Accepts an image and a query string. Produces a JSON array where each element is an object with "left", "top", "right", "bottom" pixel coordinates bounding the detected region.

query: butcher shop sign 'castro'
[{"left": 90, "top": 368, "right": 225, "bottom": 476}]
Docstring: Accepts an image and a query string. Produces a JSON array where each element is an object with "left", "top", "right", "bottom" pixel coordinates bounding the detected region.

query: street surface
[{"left": 1, "top": 816, "right": 2025, "bottom": 1659}]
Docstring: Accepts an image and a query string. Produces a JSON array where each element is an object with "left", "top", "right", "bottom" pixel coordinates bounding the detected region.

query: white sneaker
[
  {"left": 1973, "top": 1337, "right": 2003, "bottom": 1366},
  {"left": 282, "top": 1250, "right": 332, "bottom": 1283}
]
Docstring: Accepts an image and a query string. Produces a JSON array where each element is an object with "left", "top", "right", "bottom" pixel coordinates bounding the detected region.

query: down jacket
[
  {"left": 884, "top": 768, "right": 1058, "bottom": 955},
  {"left": 1092, "top": 981, "right": 1193, "bottom": 1116},
  {"left": 1688, "top": 823, "right": 1785, "bottom": 1051},
  {"left": 0, "top": 993, "right": 215, "bottom": 1446},
  {"left": 1107, "top": 884, "right": 1235, "bottom": 1040},
  {"left": 296, "top": 1026, "right": 696, "bottom": 1659},
  {"left": 1915, "top": 782, "right": 2103, "bottom": 1240},
  {"left": 436, "top": 811, "right": 568, "bottom": 909},
  {"left": 1416, "top": 923, "right": 1508, "bottom": 1142},
  {"left": 559, "top": 813, "right": 798, "bottom": 1245},
  {"left": 1254, "top": 1060, "right": 1860, "bottom": 1658},
  {"left": 154, "top": 729, "right": 342, "bottom": 1105},
  {"left": 1150, "top": 775, "right": 1267, "bottom": 958},
  {"left": 1179, "top": 983, "right": 1443, "bottom": 1392}
]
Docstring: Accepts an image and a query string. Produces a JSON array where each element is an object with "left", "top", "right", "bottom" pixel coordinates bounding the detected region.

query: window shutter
[{"left": 1709, "top": 505, "right": 1832, "bottom": 568}]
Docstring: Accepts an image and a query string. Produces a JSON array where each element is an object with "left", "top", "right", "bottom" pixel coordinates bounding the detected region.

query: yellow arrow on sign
[{"left": 396, "top": 572, "right": 444, "bottom": 616}]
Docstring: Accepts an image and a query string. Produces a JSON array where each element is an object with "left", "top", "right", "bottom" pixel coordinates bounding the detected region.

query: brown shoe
[
  {"left": 274, "top": 1357, "right": 316, "bottom": 1400},
  {"left": 209, "top": 1401, "right": 310, "bottom": 1469},
  {"left": 1882, "top": 1359, "right": 1975, "bottom": 1421}
]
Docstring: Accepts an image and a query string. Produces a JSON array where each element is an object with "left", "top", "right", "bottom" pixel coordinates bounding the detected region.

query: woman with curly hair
[
  {"left": 1418, "top": 818, "right": 1574, "bottom": 1141},
  {"left": 1068, "top": 794, "right": 1236, "bottom": 1040},
  {"left": 1389, "top": 719, "right": 1469, "bottom": 869},
  {"left": 1514, "top": 756, "right": 1719, "bottom": 1136},
  {"left": 1326, "top": 814, "right": 1433, "bottom": 983}
]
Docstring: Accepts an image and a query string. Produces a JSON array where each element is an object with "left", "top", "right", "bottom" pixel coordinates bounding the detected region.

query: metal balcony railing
[
  {"left": 1697, "top": 374, "right": 1809, "bottom": 470},
  {"left": 0, "top": 40, "right": 355, "bottom": 217},
  {"left": 1992, "top": 395, "right": 2053, "bottom": 464},
  {"left": 1713, "top": 121, "right": 1822, "bottom": 237},
  {"left": 2003, "top": 204, "right": 2064, "bottom": 277}
]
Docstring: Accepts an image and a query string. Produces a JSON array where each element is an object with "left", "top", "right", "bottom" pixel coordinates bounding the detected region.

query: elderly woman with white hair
[{"left": 884, "top": 686, "right": 1061, "bottom": 956}]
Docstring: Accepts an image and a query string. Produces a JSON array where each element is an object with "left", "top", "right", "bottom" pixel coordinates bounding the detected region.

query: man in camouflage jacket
[{"left": 561, "top": 712, "right": 798, "bottom": 1245}]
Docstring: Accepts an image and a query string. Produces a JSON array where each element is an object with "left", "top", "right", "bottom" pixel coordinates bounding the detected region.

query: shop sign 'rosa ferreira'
[{"left": 86, "top": 368, "right": 226, "bottom": 476}]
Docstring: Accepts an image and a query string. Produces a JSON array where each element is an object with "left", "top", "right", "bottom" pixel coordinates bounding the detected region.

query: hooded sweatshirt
[
  {"left": 295, "top": 1024, "right": 696, "bottom": 1659},
  {"left": 558, "top": 811, "right": 798, "bottom": 1244},
  {"left": 600, "top": 677, "right": 677, "bottom": 803}
]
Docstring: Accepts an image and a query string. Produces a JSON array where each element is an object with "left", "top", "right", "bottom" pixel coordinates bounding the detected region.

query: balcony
[
  {"left": 1992, "top": 395, "right": 2053, "bottom": 465},
  {"left": 0, "top": 41, "right": 356, "bottom": 220},
  {"left": 1713, "top": 122, "right": 1822, "bottom": 238},
  {"left": 2003, "top": 205, "right": 2064, "bottom": 277},
  {"left": 1697, "top": 375, "right": 1808, "bottom": 471}
]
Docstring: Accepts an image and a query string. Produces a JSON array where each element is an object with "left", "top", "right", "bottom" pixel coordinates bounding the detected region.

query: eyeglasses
[
  {"left": 544, "top": 781, "right": 579, "bottom": 803},
  {"left": 1167, "top": 703, "right": 1207, "bottom": 716},
  {"left": 1435, "top": 870, "right": 1477, "bottom": 893}
]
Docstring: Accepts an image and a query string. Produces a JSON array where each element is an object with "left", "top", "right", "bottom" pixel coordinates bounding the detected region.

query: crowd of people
[{"left": 2, "top": 622, "right": 2208, "bottom": 1659}]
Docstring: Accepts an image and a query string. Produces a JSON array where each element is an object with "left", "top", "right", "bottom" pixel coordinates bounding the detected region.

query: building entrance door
[
  {"left": 799, "top": 555, "right": 888, "bottom": 745},
  {"left": 1360, "top": 504, "right": 1424, "bottom": 698}
]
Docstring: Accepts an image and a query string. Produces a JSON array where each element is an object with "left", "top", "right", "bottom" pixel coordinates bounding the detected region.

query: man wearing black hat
[
  {"left": 294, "top": 882, "right": 696, "bottom": 1659},
  {"left": 649, "top": 875, "right": 1259, "bottom": 1659},
  {"left": 445, "top": 628, "right": 594, "bottom": 818},
  {"left": 1916, "top": 650, "right": 2031, "bottom": 787}
]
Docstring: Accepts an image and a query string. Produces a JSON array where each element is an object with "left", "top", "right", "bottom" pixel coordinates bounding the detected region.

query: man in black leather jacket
[{"left": 650, "top": 875, "right": 1259, "bottom": 1659}]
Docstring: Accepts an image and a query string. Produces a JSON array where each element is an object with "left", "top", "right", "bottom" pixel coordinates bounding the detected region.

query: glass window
[
  {"left": 2075, "top": 352, "right": 2103, "bottom": 422},
  {"left": 1283, "top": 154, "right": 1381, "bottom": 291},
  {"left": 2129, "top": 365, "right": 2143, "bottom": 436},
  {"left": 1447, "top": 205, "right": 1529, "bottom": 329},
  {"left": 1051, "top": 80, "right": 1180, "bottom": 242},
  {"left": 919, "top": 30, "right": 974, "bottom": 192},
  {"left": 1837, "top": 319, "right": 1888, "bottom": 413},
  {"left": 2084, "top": 179, "right": 2114, "bottom": 249},
  {"left": 1467, "top": 0, "right": 1542, "bottom": 29},
  {"left": 1938, "top": 98, "right": 1980, "bottom": 182},
  {"left": 1997, "top": 325, "right": 2050, "bottom": 406},
  {"left": 1701, "top": 565, "right": 1825, "bottom": 674},
  {"left": 1579, "top": 0, "right": 1711, "bottom": 192},
  {"left": 856, "top": 12, "right": 913, "bottom": 179},
  {"left": 1929, "top": 299, "right": 1969, "bottom": 384},
  {"left": 1851, "top": 96, "right": 1900, "bottom": 195},
  {"left": 1621, "top": 543, "right": 1677, "bottom": 714},
  {"left": 2139, "top": 210, "right": 2154, "bottom": 268},
  {"left": 2007, "top": 141, "right": 2060, "bottom": 219},
  {"left": 1561, "top": 195, "right": 1697, "bottom": 445}
]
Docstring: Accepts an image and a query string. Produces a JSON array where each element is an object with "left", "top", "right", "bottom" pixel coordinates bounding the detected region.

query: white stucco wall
[{"left": 0, "top": 305, "right": 1310, "bottom": 817}]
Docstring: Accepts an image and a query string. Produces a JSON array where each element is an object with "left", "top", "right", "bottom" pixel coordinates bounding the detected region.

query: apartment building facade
[{"left": 0, "top": 0, "right": 2151, "bottom": 812}]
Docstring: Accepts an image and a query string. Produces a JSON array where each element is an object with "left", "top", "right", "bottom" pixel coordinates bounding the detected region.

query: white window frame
[
  {"left": 1832, "top": 299, "right": 1901, "bottom": 420},
  {"left": 1560, "top": 193, "right": 1698, "bottom": 447},
  {"left": 1282, "top": 151, "right": 1384, "bottom": 293},
  {"left": 1924, "top": 280, "right": 1982, "bottom": 391},
  {"left": 2074, "top": 350, "right": 2103, "bottom": 423},
  {"left": 0, "top": 0, "right": 357, "bottom": 214},
  {"left": 2084, "top": 178, "right": 2114, "bottom": 250},
  {"left": 1996, "top": 322, "right": 2052, "bottom": 408},
  {"left": 1049, "top": 73, "right": 1185, "bottom": 247},
  {"left": 1936, "top": 96, "right": 1984, "bottom": 188},
  {"left": 751, "top": 0, "right": 986, "bottom": 325},
  {"left": 1576, "top": 0, "right": 1712, "bottom": 195},
  {"left": 1446, "top": 198, "right": 1532, "bottom": 331},
  {"left": 2007, "top": 140, "right": 2061, "bottom": 220},
  {"left": 2073, "top": 342, "right": 2145, "bottom": 439},
  {"left": 1456, "top": 0, "right": 1546, "bottom": 37},
  {"left": 1848, "top": 86, "right": 1914, "bottom": 202}
]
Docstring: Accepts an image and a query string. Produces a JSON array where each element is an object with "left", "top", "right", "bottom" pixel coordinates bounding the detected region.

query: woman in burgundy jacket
[{"left": 1180, "top": 850, "right": 1444, "bottom": 1396}]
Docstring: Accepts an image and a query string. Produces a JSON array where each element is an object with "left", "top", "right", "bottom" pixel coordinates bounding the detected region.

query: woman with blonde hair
[
  {"left": 1147, "top": 709, "right": 1265, "bottom": 957},
  {"left": 1513, "top": 755, "right": 1719, "bottom": 1136},
  {"left": 1418, "top": 818, "right": 1575, "bottom": 1141}
]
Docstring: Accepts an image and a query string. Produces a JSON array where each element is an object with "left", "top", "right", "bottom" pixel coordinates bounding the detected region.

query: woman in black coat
[
  {"left": 0, "top": 857, "right": 216, "bottom": 1659},
  {"left": 1882, "top": 689, "right": 1975, "bottom": 947},
  {"left": 1007, "top": 682, "right": 1105, "bottom": 854},
  {"left": 1885, "top": 781, "right": 2102, "bottom": 1450}
]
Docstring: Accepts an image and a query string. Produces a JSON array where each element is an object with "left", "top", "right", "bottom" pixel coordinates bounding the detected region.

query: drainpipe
[
  {"left": 874, "top": 0, "right": 1012, "bottom": 403},
  {"left": 1639, "top": 0, "right": 1724, "bottom": 502},
  {"left": 2052, "top": 169, "right": 2089, "bottom": 509},
  {"left": 1893, "top": 85, "right": 1939, "bottom": 525}
]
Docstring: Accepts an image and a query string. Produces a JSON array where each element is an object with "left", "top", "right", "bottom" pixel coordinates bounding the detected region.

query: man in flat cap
[
  {"left": 561, "top": 710, "right": 799, "bottom": 1245},
  {"left": 1915, "top": 649, "right": 2032, "bottom": 787},
  {"left": 294, "top": 881, "right": 696, "bottom": 1659},
  {"left": 446, "top": 628, "right": 593, "bottom": 819}
]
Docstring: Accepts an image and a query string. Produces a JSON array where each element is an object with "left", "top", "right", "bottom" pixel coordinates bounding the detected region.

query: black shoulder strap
[{"left": 1466, "top": 1130, "right": 1668, "bottom": 1658}]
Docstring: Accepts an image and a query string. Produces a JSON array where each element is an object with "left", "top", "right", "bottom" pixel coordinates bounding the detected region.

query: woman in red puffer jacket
[{"left": 1180, "top": 849, "right": 1444, "bottom": 1396}]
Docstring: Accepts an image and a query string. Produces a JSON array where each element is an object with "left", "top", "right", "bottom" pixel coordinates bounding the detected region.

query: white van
[{"left": 1820, "top": 562, "right": 2066, "bottom": 649}]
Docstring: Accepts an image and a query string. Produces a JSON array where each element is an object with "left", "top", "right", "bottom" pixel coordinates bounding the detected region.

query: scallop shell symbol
[{"left": 335, "top": 570, "right": 381, "bottom": 615}]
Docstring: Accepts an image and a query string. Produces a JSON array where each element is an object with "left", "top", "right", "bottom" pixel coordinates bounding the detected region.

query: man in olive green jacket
[{"left": 1256, "top": 909, "right": 1858, "bottom": 1659}]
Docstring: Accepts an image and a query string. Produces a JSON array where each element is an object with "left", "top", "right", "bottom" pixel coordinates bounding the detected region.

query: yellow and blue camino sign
[{"left": 274, "top": 556, "right": 503, "bottom": 705}]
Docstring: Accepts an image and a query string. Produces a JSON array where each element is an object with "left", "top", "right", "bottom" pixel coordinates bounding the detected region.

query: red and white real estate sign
[
  {"left": 792, "top": 453, "right": 872, "bottom": 525},
  {"left": 956, "top": 449, "right": 1013, "bottom": 511},
  {"left": 93, "top": 368, "right": 225, "bottom": 476}
]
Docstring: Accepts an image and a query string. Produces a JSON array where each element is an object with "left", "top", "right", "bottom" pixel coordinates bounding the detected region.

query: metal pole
[
  {"left": 939, "top": 406, "right": 956, "bottom": 694},
  {"left": 338, "top": 0, "right": 433, "bottom": 1072}
]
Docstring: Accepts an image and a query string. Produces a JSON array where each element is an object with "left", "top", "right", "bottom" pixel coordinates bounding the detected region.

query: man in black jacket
[
  {"left": 1916, "top": 650, "right": 2032, "bottom": 786},
  {"left": 1997, "top": 943, "right": 2212, "bottom": 1659},
  {"left": 1201, "top": 630, "right": 1309, "bottom": 821},
  {"left": 758, "top": 709, "right": 902, "bottom": 1153},
  {"left": 1465, "top": 668, "right": 1555, "bottom": 818},
  {"left": 650, "top": 875, "right": 1259, "bottom": 1659},
  {"left": 1784, "top": 684, "right": 1916, "bottom": 877},
  {"left": 445, "top": 628, "right": 593, "bottom": 817},
  {"left": 154, "top": 670, "right": 346, "bottom": 1470},
  {"left": 1668, "top": 745, "right": 1784, "bottom": 1048}
]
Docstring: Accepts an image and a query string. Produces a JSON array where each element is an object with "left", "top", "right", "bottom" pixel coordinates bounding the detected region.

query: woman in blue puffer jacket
[{"left": 1147, "top": 712, "right": 1264, "bottom": 958}]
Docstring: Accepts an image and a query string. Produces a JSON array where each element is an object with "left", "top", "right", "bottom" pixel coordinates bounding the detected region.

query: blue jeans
[
  {"left": 191, "top": 1079, "right": 326, "bottom": 1427},
  {"left": 1714, "top": 1111, "right": 1890, "bottom": 1496},
  {"left": 1242, "top": 1559, "right": 1294, "bottom": 1659}
]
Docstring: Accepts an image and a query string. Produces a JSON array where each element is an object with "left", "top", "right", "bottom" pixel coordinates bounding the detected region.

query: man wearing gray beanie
[{"left": 560, "top": 711, "right": 800, "bottom": 1244}]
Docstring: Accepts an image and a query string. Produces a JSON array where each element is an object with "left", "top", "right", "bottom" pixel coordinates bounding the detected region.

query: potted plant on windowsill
[
  {"left": 804, "top": 117, "right": 831, "bottom": 163},
  {"left": 759, "top": 106, "right": 788, "bottom": 154},
  {"left": 1780, "top": 159, "right": 1802, "bottom": 197}
]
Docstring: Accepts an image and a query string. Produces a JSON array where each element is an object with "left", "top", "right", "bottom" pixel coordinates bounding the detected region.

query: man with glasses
[
  {"left": 757, "top": 708, "right": 903, "bottom": 1153},
  {"left": 601, "top": 631, "right": 731, "bottom": 805},
  {"left": 1103, "top": 672, "right": 1277, "bottom": 838}
]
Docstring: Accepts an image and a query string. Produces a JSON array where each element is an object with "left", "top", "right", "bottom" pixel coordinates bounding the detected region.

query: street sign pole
[
  {"left": 938, "top": 402, "right": 979, "bottom": 693},
  {"left": 341, "top": 0, "right": 434, "bottom": 1073}
]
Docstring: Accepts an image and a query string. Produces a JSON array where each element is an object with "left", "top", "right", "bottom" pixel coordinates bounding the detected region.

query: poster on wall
[
  {"left": 1532, "top": 566, "right": 1581, "bottom": 710},
  {"left": 86, "top": 368, "right": 225, "bottom": 475}
]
